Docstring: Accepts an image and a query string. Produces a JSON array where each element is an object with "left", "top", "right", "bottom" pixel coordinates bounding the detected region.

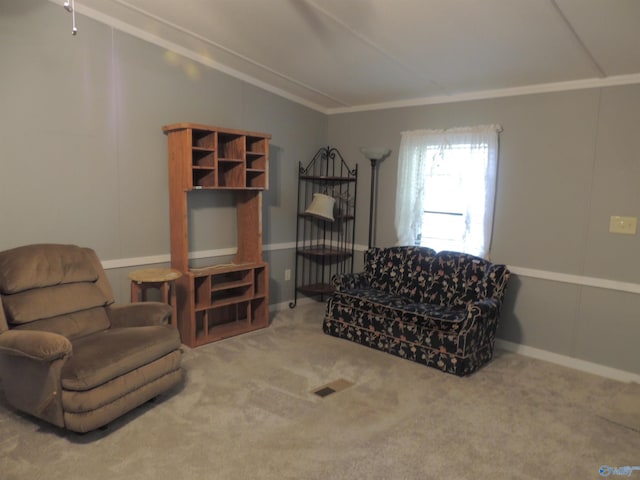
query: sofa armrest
[
  {"left": 0, "top": 330, "right": 72, "bottom": 362},
  {"left": 459, "top": 298, "right": 501, "bottom": 333},
  {"left": 106, "top": 302, "right": 172, "bottom": 328},
  {"left": 467, "top": 298, "right": 499, "bottom": 318},
  {"left": 331, "top": 272, "right": 369, "bottom": 291}
]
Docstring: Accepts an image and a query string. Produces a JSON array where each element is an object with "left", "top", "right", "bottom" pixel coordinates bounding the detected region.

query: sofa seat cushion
[
  {"left": 333, "top": 289, "right": 468, "bottom": 333},
  {"left": 400, "top": 303, "right": 468, "bottom": 329},
  {"left": 338, "top": 288, "right": 413, "bottom": 310},
  {"left": 61, "top": 326, "right": 181, "bottom": 391},
  {"left": 327, "top": 296, "right": 465, "bottom": 357}
]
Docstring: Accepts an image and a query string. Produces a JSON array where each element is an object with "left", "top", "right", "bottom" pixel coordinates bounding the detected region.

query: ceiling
[{"left": 67, "top": 0, "right": 640, "bottom": 113}]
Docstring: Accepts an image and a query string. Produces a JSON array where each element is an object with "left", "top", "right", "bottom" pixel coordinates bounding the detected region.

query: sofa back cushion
[
  {"left": 421, "top": 251, "right": 509, "bottom": 307},
  {"left": 480, "top": 263, "right": 511, "bottom": 303},
  {"left": 0, "top": 244, "right": 112, "bottom": 339},
  {"left": 365, "top": 246, "right": 436, "bottom": 297}
]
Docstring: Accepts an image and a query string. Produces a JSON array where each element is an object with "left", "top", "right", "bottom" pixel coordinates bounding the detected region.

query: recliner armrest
[
  {"left": 106, "top": 302, "right": 172, "bottom": 328},
  {"left": 0, "top": 330, "right": 72, "bottom": 362}
]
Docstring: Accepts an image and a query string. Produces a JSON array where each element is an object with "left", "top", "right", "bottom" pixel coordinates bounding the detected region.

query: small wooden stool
[{"left": 129, "top": 268, "right": 182, "bottom": 327}]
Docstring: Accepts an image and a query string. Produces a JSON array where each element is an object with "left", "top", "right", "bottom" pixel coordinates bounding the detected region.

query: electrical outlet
[
  {"left": 609, "top": 216, "right": 637, "bottom": 235},
  {"left": 284, "top": 269, "right": 291, "bottom": 281}
]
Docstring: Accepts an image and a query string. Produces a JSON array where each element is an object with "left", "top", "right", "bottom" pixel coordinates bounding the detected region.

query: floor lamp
[{"left": 360, "top": 147, "right": 391, "bottom": 249}]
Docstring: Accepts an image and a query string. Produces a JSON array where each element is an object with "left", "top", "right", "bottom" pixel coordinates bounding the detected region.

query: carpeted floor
[{"left": 1, "top": 303, "right": 638, "bottom": 480}]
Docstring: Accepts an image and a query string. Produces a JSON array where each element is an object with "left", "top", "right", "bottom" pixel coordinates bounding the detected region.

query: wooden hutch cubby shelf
[
  {"left": 289, "top": 146, "right": 357, "bottom": 308},
  {"left": 163, "top": 123, "right": 271, "bottom": 347}
]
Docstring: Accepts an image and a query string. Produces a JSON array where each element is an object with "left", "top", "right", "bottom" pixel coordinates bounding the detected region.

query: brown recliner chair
[{"left": 0, "top": 244, "right": 183, "bottom": 433}]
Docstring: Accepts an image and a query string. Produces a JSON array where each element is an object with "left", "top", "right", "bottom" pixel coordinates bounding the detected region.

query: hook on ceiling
[{"left": 63, "top": 0, "right": 78, "bottom": 36}]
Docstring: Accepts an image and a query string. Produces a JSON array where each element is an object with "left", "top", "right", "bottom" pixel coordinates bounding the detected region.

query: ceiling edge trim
[
  {"left": 550, "top": 0, "right": 606, "bottom": 78},
  {"left": 112, "top": 0, "right": 350, "bottom": 108},
  {"left": 47, "top": 1, "right": 640, "bottom": 117},
  {"left": 326, "top": 74, "right": 640, "bottom": 115},
  {"left": 55, "top": 0, "right": 332, "bottom": 114}
]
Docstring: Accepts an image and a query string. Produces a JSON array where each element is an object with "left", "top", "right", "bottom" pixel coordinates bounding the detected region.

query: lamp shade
[
  {"left": 359, "top": 147, "right": 391, "bottom": 161},
  {"left": 305, "top": 193, "right": 335, "bottom": 221}
]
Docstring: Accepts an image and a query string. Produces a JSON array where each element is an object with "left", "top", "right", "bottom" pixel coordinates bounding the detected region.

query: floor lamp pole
[
  {"left": 368, "top": 158, "right": 378, "bottom": 249},
  {"left": 360, "top": 148, "right": 391, "bottom": 250}
]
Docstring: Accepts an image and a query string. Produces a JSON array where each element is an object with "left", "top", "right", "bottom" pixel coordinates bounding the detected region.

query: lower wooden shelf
[
  {"left": 176, "top": 262, "right": 269, "bottom": 347},
  {"left": 297, "top": 283, "right": 334, "bottom": 296},
  {"left": 298, "top": 246, "right": 352, "bottom": 259}
]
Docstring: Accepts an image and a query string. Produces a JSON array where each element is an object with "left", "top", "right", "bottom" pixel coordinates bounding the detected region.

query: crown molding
[
  {"left": 326, "top": 73, "right": 640, "bottom": 115},
  {"left": 48, "top": 2, "right": 640, "bottom": 116},
  {"left": 48, "top": 0, "right": 332, "bottom": 113}
]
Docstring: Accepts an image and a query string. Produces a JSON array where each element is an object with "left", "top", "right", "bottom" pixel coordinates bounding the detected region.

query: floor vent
[{"left": 312, "top": 379, "right": 353, "bottom": 398}]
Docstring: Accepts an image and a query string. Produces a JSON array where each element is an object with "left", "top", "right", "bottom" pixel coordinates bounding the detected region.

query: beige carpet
[{"left": 1, "top": 303, "right": 638, "bottom": 480}]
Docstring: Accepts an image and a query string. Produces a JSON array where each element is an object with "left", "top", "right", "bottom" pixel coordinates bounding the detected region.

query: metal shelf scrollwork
[{"left": 289, "top": 146, "right": 357, "bottom": 308}]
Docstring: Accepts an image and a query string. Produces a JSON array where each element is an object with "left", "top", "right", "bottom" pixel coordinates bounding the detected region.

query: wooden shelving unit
[
  {"left": 289, "top": 146, "right": 357, "bottom": 308},
  {"left": 163, "top": 123, "right": 271, "bottom": 347}
]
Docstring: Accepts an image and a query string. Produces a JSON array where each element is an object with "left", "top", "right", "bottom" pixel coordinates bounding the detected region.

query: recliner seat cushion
[
  {"left": 61, "top": 326, "right": 182, "bottom": 391},
  {"left": 62, "top": 350, "right": 182, "bottom": 413},
  {"left": 62, "top": 369, "right": 184, "bottom": 433}
]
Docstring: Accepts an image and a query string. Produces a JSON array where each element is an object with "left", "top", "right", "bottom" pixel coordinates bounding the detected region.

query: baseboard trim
[
  {"left": 269, "top": 296, "right": 319, "bottom": 312},
  {"left": 263, "top": 305, "right": 640, "bottom": 383},
  {"left": 496, "top": 339, "right": 640, "bottom": 384}
]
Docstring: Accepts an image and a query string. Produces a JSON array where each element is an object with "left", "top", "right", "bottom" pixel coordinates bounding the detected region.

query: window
[{"left": 394, "top": 125, "right": 501, "bottom": 258}]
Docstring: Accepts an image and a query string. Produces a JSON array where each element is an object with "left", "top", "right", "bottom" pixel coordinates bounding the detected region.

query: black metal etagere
[{"left": 289, "top": 146, "right": 357, "bottom": 308}]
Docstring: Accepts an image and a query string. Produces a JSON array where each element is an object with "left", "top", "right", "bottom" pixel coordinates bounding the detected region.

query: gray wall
[
  {"left": 328, "top": 86, "right": 640, "bottom": 375},
  {"left": 1, "top": 1, "right": 638, "bottom": 375},
  {"left": 0, "top": 1, "right": 326, "bottom": 305}
]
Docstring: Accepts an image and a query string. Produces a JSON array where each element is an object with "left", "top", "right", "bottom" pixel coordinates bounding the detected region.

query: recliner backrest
[{"left": 0, "top": 244, "right": 114, "bottom": 340}]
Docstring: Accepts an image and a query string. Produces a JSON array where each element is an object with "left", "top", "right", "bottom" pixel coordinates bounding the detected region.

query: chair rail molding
[
  {"left": 508, "top": 265, "right": 640, "bottom": 295},
  {"left": 102, "top": 245, "right": 640, "bottom": 296},
  {"left": 100, "top": 242, "right": 296, "bottom": 270}
]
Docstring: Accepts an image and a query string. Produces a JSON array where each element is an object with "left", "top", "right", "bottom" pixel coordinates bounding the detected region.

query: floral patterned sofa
[{"left": 322, "top": 246, "right": 511, "bottom": 376}]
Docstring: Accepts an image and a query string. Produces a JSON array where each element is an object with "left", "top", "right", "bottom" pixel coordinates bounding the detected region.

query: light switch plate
[{"left": 609, "top": 216, "right": 637, "bottom": 235}]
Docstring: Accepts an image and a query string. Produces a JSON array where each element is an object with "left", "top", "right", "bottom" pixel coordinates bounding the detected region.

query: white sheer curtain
[{"left": 394, "top": 125, "right": 501, "bottom": 258}]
